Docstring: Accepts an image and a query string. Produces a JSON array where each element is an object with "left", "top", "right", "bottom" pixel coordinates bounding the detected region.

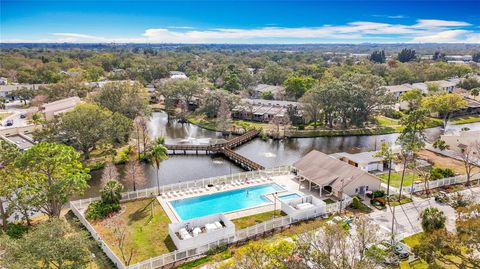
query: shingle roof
[
  {"left": 293, "top": 150, "right": 380, "bottom": 190},
  {"left": 331, "top": 151, "right": 383, "bottom": 164}
]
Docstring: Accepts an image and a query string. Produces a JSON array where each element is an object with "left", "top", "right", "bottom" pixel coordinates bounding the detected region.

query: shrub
[
  {"left": 373, "top": 190, "right": 385, "bottom": 198},
  {"left": 100, "top": 180, "right": 124, "bottom": 205},
  {"left": 351, "top": 196, "right": 361, "bottom": 209},
  {"left": 384, "top": 109, "right": 403, "bottom": 119},
  {"left": 85, "top": 200, "right": 121, "bottom": 220},
  {"left": 430, "top": 167, "right": 455, "bottom": 180},
  {"left": 5, "top": 223, "right": 29, "bottom": 239}
]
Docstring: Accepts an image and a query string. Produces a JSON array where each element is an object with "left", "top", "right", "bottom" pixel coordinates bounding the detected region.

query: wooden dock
[{"left": 165, "top": 130, "right": 264, "bottom": 171}]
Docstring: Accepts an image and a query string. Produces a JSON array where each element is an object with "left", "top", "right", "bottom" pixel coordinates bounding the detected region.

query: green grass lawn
[
  {"left": 449, "top": 115, "right": 480, "bottom": 125},
  {"left": 92, "top": 198, "right": 175, "bottom": 264},
  {"left": 389, "top": 197, "right": 413, "bottom": 207},
  {"left": 231, "top": 210, "right": 286, "bottom": 229},
  {"left": 323, "top": 198, "right": 336, "bottom": 204},
  {"left": 379, "top": 172, "right": 418, "bottom": 188}
]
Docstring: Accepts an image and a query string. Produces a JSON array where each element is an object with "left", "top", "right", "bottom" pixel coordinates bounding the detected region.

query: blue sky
[{"left": 1, "top": 0, "right": 479, "bottom": 43}]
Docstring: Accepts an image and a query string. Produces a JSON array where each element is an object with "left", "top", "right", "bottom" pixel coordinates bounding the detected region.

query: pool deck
[{"left": 157, "top": 174, "right": 338, "bottom": 223}]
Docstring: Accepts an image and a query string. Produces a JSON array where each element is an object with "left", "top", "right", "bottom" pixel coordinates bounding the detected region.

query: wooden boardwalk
[{"left": 165, "top": 130, "right": 264, "bottom": 170}]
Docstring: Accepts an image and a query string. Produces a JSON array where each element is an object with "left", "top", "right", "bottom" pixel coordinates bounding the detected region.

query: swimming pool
[
  {"left": 170, "top": 183, "right": 284, "bottom": 220},
  {"left": 279, "top": 193, "right": 302, "bottom": 200}
]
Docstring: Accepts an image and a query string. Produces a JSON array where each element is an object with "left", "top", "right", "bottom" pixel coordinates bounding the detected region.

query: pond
[{"left": 83, "top": 112, "right": 480, "bottom": 197}]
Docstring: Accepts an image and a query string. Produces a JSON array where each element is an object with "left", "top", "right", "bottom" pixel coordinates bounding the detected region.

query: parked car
[
  {"left": 383, "top": 240, "right": 410, "bottom": 259},
  {"left": 5, "top": 119, "right": 13, "bottom": 126},
  {"left": 20, "top": 113, "right": 26, "bottom": 119}
]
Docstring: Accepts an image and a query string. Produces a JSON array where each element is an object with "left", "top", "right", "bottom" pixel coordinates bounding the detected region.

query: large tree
[
  {"left": 370, "top": 50, "right": 386, "bottom": 63},
  {"left": 15, "top": 142, "right": 90, "bottom": 218},
  {"left": 94, "top": 81, "right": 150, "bottom": 119},
  {"left": 398, "top": 48, "right": 416, "bottom": 63},
  {"left": 396, "top": 108, "right": 428, "bottom": 200},
  {"left": 283, "top": 76, "right": 316, "bottom": 100},
  {"left": 0, "top": 218, "right": 92, "bottom": 269},
  {"left": 422, "top": 93, "right": 467, "bottom": 130},
  {"left": 35, "top": 103, "right": 132, "bottom": 159},
  {"left": 145, "top": 137, "right": 168, "bottom": 195}
]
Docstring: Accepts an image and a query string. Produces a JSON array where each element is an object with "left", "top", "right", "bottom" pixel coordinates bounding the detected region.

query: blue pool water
[
  {"left": 279, "top": 193, "right": 301, "bottom": 200},
  {"left": 170, "top": 183, "right": 284, "bottom": 220}
]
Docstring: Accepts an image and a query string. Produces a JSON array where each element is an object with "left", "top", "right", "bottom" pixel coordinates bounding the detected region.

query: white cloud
[
  {"left": 2, "top": 19, "right": 478, "bottom": 43},
  {"left": 166, "top": 26, "right": 195, "bottom": 29},
  {"left": 412, "top": 30, "right": 480, "bottom": 43},
  {"left": 414, "top": 19, "right": 471, "bottom": 28}
]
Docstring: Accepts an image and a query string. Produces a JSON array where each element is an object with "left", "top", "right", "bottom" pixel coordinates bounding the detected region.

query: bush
[
  {"left": 384, "top": 109, "right": 403, "bottom": 119},
  {"left": 4, "top": 223, "right": 29, "bottom": 239},
  {"left": 351, "top": 196, "right": 361, "bottom": 209},
  {"left": 373, "top": 190, "right": 385, "bottom": 198},
  {"left": 430, "top": 167, "right": 455, "bottom": 180},
  {"left": 85, "top": 200, "right": 121, "bottom": 220}
]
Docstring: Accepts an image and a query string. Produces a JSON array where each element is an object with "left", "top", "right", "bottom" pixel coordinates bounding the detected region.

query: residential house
[
  {"left": 169, "top": 71, "right": 188, "bottom": 79},
  {"left": 0, "top": 125, "right": 38, "bottom": 150},
  {"left": 251, "top": 84, "right": 285, "bottom": 100},
  {"left": 41, "top": 96, "right": 81, "bottom": 120},
  {"left": 440, "top": 129, "right": 480, "bottom": 155},
  {"left": 60, "top": 70, "right": 81, "bottom": 76},
  {"left": 293, "top": 150, "right": 382, "bottom": 197},
  {"left": 385, "top": 84, "right": 415, "bottom": 99},
  {"left": 232, "top": 99, "right": 301, "bottom": 123},
  {"left": 330, "top": 151, "right": 388, "bottom": 172},
  {"left": 0, "top": 84, "right": 47, "bottom": 101}
]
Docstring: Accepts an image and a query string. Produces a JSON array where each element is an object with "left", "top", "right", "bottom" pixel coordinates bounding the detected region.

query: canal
[{"left": 84, "top": 112, "right": 480, "bottom": 197}]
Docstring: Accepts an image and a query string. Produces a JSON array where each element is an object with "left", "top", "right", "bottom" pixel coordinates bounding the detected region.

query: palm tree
[
  {"left": 374, "top": 142, "right": 395, "bottom": 202},
  {"left": 101, "top": 180, "right": 124, "bottom": 205},
  {"left": 420, "top": 207, "right": 446, "bottom": 233},
  {"left": 146, "top": 136, "right": 168, "bottom": 195}
]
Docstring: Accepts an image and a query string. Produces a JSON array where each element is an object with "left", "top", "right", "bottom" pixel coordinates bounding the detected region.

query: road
[
  {"left": 0, "top": 101, "right": 30, "bottom": 128},
  {"left": 370, "top": 186, "right": 480, "bottom": 239}
]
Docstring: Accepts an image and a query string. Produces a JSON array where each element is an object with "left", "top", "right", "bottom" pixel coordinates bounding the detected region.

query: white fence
[
  {"left": 388, "top": 173, "right": 480, "bottom": 195},
  {"left": 69, "top": 165, "right": 352, "bottom": 269},
  {"left": 127, "top": 196, "right": 352, "bottom": 269},
  {"left": 70, "top": 199, "right": 127, "bottom": 269},
  {"left": 119, "top": 165, "right": 293, "bottom": 202}
]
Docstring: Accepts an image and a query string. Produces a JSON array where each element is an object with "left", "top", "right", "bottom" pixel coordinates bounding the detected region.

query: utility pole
[{"left": 339, "top": 178, "right": 345, "bottom": 215}]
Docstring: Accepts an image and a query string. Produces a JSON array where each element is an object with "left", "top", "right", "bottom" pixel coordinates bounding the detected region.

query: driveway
[{"left": 369, "top": 186, "right": 480, "bottom": 239}]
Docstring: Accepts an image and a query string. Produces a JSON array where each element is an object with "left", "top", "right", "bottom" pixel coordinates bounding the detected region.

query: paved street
[
  {"left": 370, "top": 186, "right": 480, "bottom": 239},
  {"left": 0, "top": 101, "right": 30, "bottom": 128}
]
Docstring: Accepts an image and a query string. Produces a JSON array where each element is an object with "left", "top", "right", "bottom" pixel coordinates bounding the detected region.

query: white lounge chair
[{"left": 193, "top": 227, "right": 201, "bottom": 237}]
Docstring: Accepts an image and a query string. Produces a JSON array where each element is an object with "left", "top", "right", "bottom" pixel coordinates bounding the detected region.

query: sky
[{"left": 1, "top": 0, "right": 479, "bottom": 44}]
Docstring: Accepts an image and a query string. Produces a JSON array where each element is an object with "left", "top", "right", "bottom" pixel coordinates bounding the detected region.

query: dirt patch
[{"left": 417, "top": 150, "right": 480, "bottom": 175}]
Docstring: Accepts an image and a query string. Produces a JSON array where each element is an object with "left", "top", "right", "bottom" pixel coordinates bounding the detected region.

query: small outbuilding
[
  {"left": 280, "top": 195, "right": 326, "bottom": 220},
  {"left": 168, "top": 214, "right": 235, "bottom": 250}
]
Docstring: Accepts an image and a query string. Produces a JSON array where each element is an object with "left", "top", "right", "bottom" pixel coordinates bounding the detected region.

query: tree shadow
[
  {"left": 164, "top": 235, "right": 177, "bottom": 252},
  {"left": 128, "top": 199, "right": 154, "bottom": 224}
]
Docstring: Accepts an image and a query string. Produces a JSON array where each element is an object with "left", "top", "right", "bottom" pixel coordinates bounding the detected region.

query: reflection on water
[{"left": 84, "top": 111, "right": 480, "bottom": 198}]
